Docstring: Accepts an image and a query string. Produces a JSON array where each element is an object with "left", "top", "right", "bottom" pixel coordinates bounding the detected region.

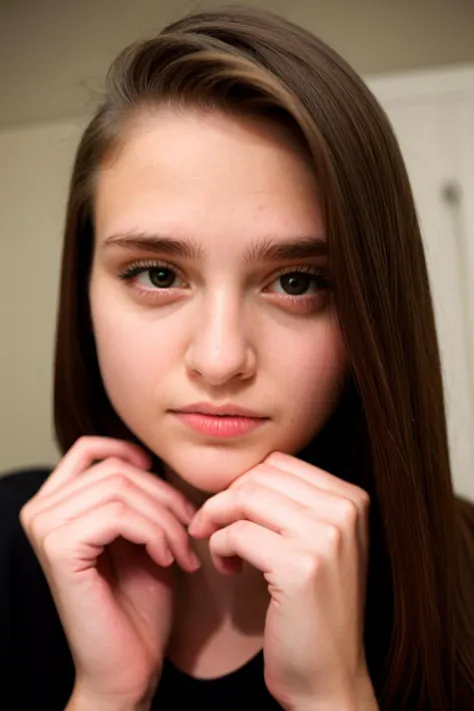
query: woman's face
[{"left": 90, "top": 107, "right": 349, "bottom": 495}]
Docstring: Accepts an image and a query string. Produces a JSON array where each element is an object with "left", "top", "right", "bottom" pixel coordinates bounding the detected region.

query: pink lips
[{"left": 171, "top": 402, "right": 268, "bottom": 438}]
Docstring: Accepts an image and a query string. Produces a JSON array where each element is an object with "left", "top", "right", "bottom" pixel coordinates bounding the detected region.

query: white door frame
[
  {"left": 365, "top": 63, "right": 474, "bottom": 377},
  {"left": 364, "top": 64, "right": 474, "bottom": 499}
]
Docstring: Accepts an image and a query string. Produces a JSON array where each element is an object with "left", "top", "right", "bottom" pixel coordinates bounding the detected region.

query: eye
[
  {"left": 143, "top": 266, "right": 180, "bottom": 289},
  {"left": 118, "top": 260, "right": 185, "bottom": 289},
  {"left": 269, "top": 267, "right": 329, "bottom": 296}
]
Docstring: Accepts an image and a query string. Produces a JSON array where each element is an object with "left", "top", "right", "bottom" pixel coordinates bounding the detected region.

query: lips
[
  {"left": 172, "top": 402, "right": 266, "bottom": 418},
  {"left": 169, "top": 402, "right": 269, "bottom": 438}
]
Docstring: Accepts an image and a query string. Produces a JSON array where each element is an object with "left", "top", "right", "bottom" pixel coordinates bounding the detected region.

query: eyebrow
[{"left": 101, "top": 232, "right": 328, "bottom": 263}]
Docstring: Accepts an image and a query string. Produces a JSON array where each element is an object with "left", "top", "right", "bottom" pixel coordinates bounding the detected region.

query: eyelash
[{"left": 117, "top": 259, "right": 331, "bottom": 308}]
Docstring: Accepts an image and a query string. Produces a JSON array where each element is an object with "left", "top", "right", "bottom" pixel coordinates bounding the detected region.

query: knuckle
[
  {"left": 28, "top": 513, "right": 47, "bottom": 543},
  {"left": 41, "top": 529, "right": 62, "bottom": 561},
  {"left": 19, "top": 502, "right": 31, "bottom": 528},
  {"left": 74, "top": 435, "right": 90, "bottom": 450},
  {"left": 229, "top": 519, "right": 250, "bottom": 541},
  {"left": 69, "top": 435, "right": 96, "bottom": 464},
  {"left": 245, "top": 465, "right": 264, "bottom": 479},
  {"left": 104, "top": 456, "right": 125, "bottom": 471},
  {"left": 236, "top": 518, "right": 251, "bottom": 533},
  {"left": 109, "top": 473, "right": 133, "bottom": 492},
  {"left": 339, "top": 499, "right": 358, "bottom": 528},
  {"left": 325, "top": 523, "right": 343, "bottom": 552},
  {"left": 108, "top": 500, "right": 127, "bottom": 518},
  {"left": 265, "top": 451, "right": 285, "bottom": 467},
  {"left": 154, "top": 527, "right": 167, "bottom": 550},
  {"left": 298, "top": 552, "right": 323, "bottom": 583},
  {"left": 245, "top": 468, "right": 268, "bottom": 487},
  {"left": 237, "top": 481, "right": 260, "bottom": 503}
]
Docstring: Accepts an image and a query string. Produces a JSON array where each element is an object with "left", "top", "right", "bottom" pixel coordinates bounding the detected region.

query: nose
[{"left": 184, "top": 292, "right": 256, "bottom": 386}]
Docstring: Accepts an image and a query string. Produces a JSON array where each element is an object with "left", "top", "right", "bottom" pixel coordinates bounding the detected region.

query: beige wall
[
  {"left": 0, "top": 121, "right": 84, "bottom": 471},
  {"left": 1, "top": 0, "right": 473, "bottom": 127}
]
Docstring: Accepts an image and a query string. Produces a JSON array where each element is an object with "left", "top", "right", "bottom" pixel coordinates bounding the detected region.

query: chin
[{"left": 154, "top": 441, "right": 274, "bottom": 494}]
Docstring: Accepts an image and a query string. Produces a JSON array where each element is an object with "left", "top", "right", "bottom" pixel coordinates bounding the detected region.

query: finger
[
  {"left": 190, "top": 481, "right": 367, "bottom": 570},
  {"left": 265, "top": 452, "right": 368, "bottom": 503},
  {"left": 189, "top": 482, "right": 316, "bottom": 540},
  {"left": 262, "top": 454, "right": 370, "bottom": 543},
  {"left": 208, "top": 520, "right": 285, "bottom": 575},
  {"left": 39, "top": 437, "right": 152, "bottom": 497},
  {"left": 209, "top": 521, "right": 365, "bottom": 621},
  {"left": 42, "top": 500, "right": 175, "bottom": 571},
  {"left": 229, "top": 466, "right": 368, "bottom": 547},
  {"left": 230, "top": 464, "right": 330, "bottom": 506},
  {"left": 33, "top": 457, "right": 196, "bottom": 528},
  {"left": 31, "top": 476, "right": 200, "bottom": 573}
]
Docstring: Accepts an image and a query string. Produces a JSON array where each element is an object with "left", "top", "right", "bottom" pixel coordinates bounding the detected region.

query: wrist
[
  {"left": 354, "top": 670, "right": 379, "bottom": 711},
  {"left": 286, "top": 671, "right": 378, "bottom": 711},
  {"left": 288, "top": 700, "right": 357, "bottom": 711},
  {"left": 66, "top": 687, "right": 152, "bottom": 711}
]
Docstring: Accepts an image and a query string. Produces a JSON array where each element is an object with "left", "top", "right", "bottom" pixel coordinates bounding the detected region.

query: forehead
[{"left": 94, "top": 109, "right": 323, "bottom": 250}]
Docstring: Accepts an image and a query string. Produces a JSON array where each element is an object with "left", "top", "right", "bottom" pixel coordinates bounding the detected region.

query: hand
[
  {"left": 20, "top": 436, "right": 200, "bottom": 708},
  {"left": 188, "top": 451, "right": 373, "bottom": 710}
]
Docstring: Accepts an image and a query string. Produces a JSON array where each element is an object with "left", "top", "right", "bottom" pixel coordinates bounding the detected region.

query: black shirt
[{"left": 0, "top": 468, "right": 283, "bottom": 710}]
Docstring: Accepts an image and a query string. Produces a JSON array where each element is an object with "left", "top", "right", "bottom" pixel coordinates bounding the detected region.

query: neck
[
  {"left": 162, "top": 465, "right": 269, "bottom": 676},
  {"left": 168, "top": 537, "right": 269, "bottom": 676},
  {"left": 179, "top": 535, "right": 269, "bottom": 625}
]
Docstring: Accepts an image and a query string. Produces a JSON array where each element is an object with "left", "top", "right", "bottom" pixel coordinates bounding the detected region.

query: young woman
[{"left": 1, "top": 5, "right": 473, "bottom": 711}]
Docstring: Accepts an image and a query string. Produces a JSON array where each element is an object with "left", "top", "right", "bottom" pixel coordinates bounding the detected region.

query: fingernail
[
  {"left": 188, "top": 551, "right": 202, "bottom": 571},
  {"left": 163, "top": 548, "right": 174, "bottom": 566},
  {"left": 187, "top": 512, "right": 202, "bottom": 536}
]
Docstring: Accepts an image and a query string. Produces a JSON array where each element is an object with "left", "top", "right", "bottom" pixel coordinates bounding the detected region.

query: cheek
[
  {"left": 90, "top": 294, "right": 176, "bottom": 408},
  {"left": 276, "top": 321, "right": 348, "bottom": 428}
]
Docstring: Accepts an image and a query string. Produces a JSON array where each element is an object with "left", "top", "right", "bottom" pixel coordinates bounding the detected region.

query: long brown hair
[{"left": 53, "top": 5, "right": 474, "bottom": 709}]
